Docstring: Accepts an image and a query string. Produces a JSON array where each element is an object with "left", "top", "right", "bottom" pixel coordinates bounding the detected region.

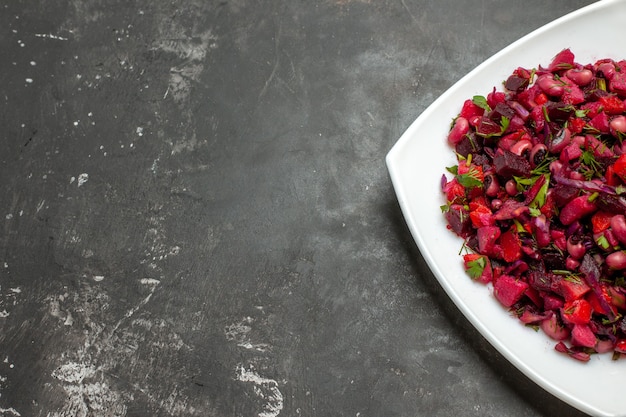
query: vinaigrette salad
[{"left": 441, "top": 49, "right": 626, "bottom": 362}]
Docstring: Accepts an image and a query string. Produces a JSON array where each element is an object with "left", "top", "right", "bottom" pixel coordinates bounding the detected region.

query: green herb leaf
[
  {"left": 457, "top": 173, "right": 482, "bottom": 189},
  {"left": 446, "top": 165, "right": 459, "bottom": 175},
  {"left": 465, "top": 256, "right": 486, "bottom": 280},
  {"left": 542, "top": 105, "right": 551, "bottom": 123},
  {"left": 575, "top": 109, "right": 588, "bottom": 118},
  {"left": 455, "top": 165, "right": 483, "bottom": 189},
  {"left": 564, "top": 274, "right": 583, "bottom": 284},
  {"left": 579, "top": 149, "right": 603, "bottom": 180},
  {"left": 472, "top": 95, "right": 491, "bottom": 112},
  {"left": 529, "top": 174, "right": 550, "bottom": 209},
  {"left": 500, "top": 116, "right": 510, "bottom": 133}
]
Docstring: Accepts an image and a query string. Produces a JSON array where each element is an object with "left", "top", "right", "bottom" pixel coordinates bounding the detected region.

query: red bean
[
  {"left": 547, "top": 127, "right": 572, "bottom": 154},
  {"left": 505, "top": 179, "right": 517, "bottom": 196},
  {"left": 510, "top": 139, "right": 532, "bottom": 156},
  {"left": 597, "top": 62, "right": 616, "bottom": 79},
  {"left": 610, "top": 115, "right": 626, "bottom": 137},
  {"left": 537, "top": 74, "right": 564, "bottom": 96},
  {"left": 610, "top": 215, "right": 626, "bottom": 245},
  {"left": 565, "top": 68, "right": 594, "bottom": 86},
  {"left": 566, "top": 257, "right": 580, "bottom": 271},
  {"left": 484, "top": 174, "right": 500, "bottom": 197},
  {"left": 559, "top": 195, "right": 597, "bottom": 226},
  {"left": 530, "top": 143, "right": 547, "bottom": 166},
  {"left": 606, "top": 251, "right": 626, "bottom": 270},
  {"left": 567, "top": 235, "right": 586, "bottom": 259},
  {"left": 447, "top": 117, "right": 469, "bottom": 145}
]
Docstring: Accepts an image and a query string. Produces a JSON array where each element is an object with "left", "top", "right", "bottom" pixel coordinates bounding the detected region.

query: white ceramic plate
[{"left": 386, "top": 1, "right": 626, "bottom": 416}]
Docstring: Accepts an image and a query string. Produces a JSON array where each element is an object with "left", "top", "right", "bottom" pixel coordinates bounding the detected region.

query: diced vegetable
[{"left": 441, "top": 49, "right": 626, "bottom": 361}]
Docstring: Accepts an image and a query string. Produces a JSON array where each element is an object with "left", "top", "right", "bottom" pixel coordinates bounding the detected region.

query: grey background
[{"left": 0, "top": 0, "right": 598, "bottom": 416}]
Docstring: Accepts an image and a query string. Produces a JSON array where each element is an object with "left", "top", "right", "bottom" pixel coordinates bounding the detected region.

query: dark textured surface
[{"left": 0, "top": 1, "right": 598, "bottom": 416}]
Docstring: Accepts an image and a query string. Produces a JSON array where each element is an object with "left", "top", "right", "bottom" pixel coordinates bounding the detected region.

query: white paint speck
[
  {"left": 0, "top": 310, "right": 9, "bottom": 318},
  {"left": 136, "top": 126, "right": 144, "bottom": 136},
  {"left": 30, "top": 61, "right": 36, "bottom": 66},
  {"left": 25, "top": 78, "right": 33, "bottom": 84},
  {"left": 77, "top": 173, "right": 88, "bottom": 187},
  {"left": 53, "top": 362, "right": 94, "bottom": 384},
  {"left": 5, "top": 214, "right": 12, "bottom": 220},
  {"left": 140, "top": 278, "right": 160, "bottom": 286},
  {"left": 225, "top": 317, "right": 271, "bottom": 352},
  {"left": 34, "top": 33, "right": 68, "bottom": 41},
  {"left": 0, "top": 407, "right": 21, "bottom": 416},
  {"left": 73, "top": 120, "right": 79, "bottom": 126},
  {"left": 9, "top": 288, "right": 21, "bottom": 293},
  {"left": 236, "top": 365, "right": 284, "bottom": 417},
  {"left": 93, "top": 275, "right": 104, "bottom": 282}
]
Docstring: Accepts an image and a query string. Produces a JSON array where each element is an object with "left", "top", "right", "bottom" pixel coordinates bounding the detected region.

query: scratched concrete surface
[{"left": 0, "top": 1, "right": 596, "bottom": 416}]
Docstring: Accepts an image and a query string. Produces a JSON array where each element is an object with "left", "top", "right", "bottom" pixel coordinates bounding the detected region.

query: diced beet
[
  {"left": 459, "top": 99, "right": 485, "bottom": 120},
  {"left": 454, "top": 133, "right": 482, "bottom": 158},
  {"left": 540, "top": 315, "right": 570, "bottom": 341},
  {"left": 493, "top": 199, "right": 528, "bottom": 221},
  {"left": 595, "top": 339, "right": 614, "bottom": 354},
  {"left": 519, "top": 307, "right": 550, "bottom": 324},
  {"left": 561, "top": 78, "right": 585, "bottom": 105},
  {"left": 561, "top": 299, "right": 592, "bottom": 325},
  {"left": 492, "top": 149, "right": 531, "bottom": 178},
  {"left": 524, "top": 286, "right": 544, "bottom": 308},
  {"left": 558, "top": 277, "right": 591, "bottom": 302},
  {"left": 500, "top": 229, "right": 522, "bottom": 263},
  {"left": 493, "top": 274, "right": 528, "bottom": 307},
  {"left": 505, "top": 74, "right": 529, "bottom": 92},
  {"left": 588, "top": 112, "right": 610, "bottom": 134},
  {"left": 487, "top": 87, "right": 506, "bottom": 108},
  {"left": 571, "top": 324, "right": 597, "bottom": 348},
  {"left": 527, "top": 271, "right": 552, "bottom": 292},
  {"left": 445, "top": 204, "right": 472, "bottom": 238},
  {"left": 546, "top": 101, "right": 574, "bottom": 122},
  {"left": 554, "top": 341, "right": 591, "bottom": 362},
  {"left": 559, "top": 143, "right": 583, "bottom": 163},
  {"left": 477, "top": 226, "right": 501, "bottom": 256},
  {"left": 548, "top": 48, "right": 575, "bottom": 72},
  {"left": 543, "top": 293, "right": 565, "bottom": 311},
  {"left": 550, "top": 183, "right": 578, "bottom": 207},
  {"left": 490, "top": 102, "right": 516, "bottom": 121},
  {"left": 610, "top": 72, "right": 626, "bottom": 97},
  {"left": 585, "top": 134, "right": 614, "bottom": 158},
  {"left": 475, "top": 117, "right": 502, "bottom": 137}
]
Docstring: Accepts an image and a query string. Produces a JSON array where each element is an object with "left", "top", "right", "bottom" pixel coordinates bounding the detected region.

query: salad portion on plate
[
  {"left": 387, "top": 1, "right": 626, "bottom": 416},
  {"left": 441, "top": 47, "right": 626, "bottom": 363}
]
